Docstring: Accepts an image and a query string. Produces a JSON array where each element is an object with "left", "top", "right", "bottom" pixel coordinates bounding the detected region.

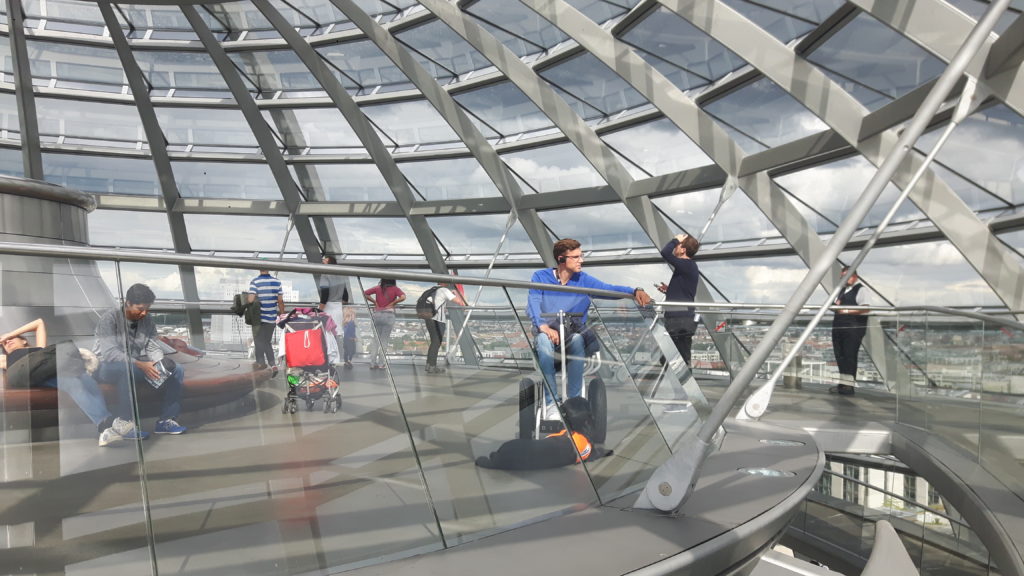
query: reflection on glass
[
  {"left": 26, "top": 40, "right": 124, "bottom": 93},
  {"left": 173, "top": 161, "right": 284, "bottom": 200},
  {"left": 465, "top": 0, "right": 568, "bottom": 57},
  {"left": 502, "top": 142, "right": 607, "bottom": 192},
  {"left": 452, "top": 81, "right": 551, "bottom": 138},
  {"left": 89, "top": 209, "right": 173, "bottom": 248},
  {"left": 703, "top": 76, "right": 828, "bottom": 149},
  {"left": 229, "top": 49, "right": 321, "bottom": 98},
  {"left": 131, "top": 50, "right": 234, "bottom": 98},
  {"left": 23, "top": 0, "right": 105, "bottom": 34},
  {"left": 652, "top": 186, "right": 782, "bottom": 245},
  {"left": 264, "top": 107, "right": 363, "bottom": 154},
  {"left": 400, "top": 157, "right": 501, "bottom": 200},
  {"left": 426, "top": 213, "right": 537, "bottom": 256},
  {"left": 774, "top": 156, "right": 925, "bottom": 229},
  {"left": 854, "top": 243, "right": 1002, "bottom": 308},
  {"left": 316, "top": 39, "right": 414, "bottom": 95},
  {"left": 539, "top": 53, "right": 650, "bottom": 118},
  {"left": 184, "top": 213, "right": 303, "bottom": 252},
  {"left": 43, "top": 152, "right": 160, "bottom": 196},
  {"left": 0, "top": 146, "right": 25, "bottom": 176},
  {"left": 363, "top": 100, "right": 463, "bottom": 149},
  {"left": 291, "top": 163, "right": 394, "bottom": 201},
  {"left": 719, "top": 0, "right": 817, "bottom": 42},
  {"left": 602, "top": 117, "right": 712, "bottom": 177},
  {"left": 806, "top": 13, "right": 945, "bottom": 110},
  {"left": 699, "top": 255, "right": 826, "bottom": 304},
  {"left": 327, "top": 217, "right": 425, "bottom": 255},
  {"left": 917, "top": 105, "right": 1024, "bottom": 206},
  {"left": 116, "top": 4, "right": 204, "bottom": 41},
  {"left": 155, "top": 107, "right": 261, "bottom": 153},
  {"left": 36, "top": 98, "right": 144, "bottom": 148},
  {"left": 538, "top": 203, "right": 650, "bottom": 251},
  {"left": 622, "top": 7, "right": 744, "bottom": 83}
]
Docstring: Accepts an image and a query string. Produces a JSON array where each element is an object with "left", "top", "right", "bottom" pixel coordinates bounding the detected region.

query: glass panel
[
  {"left": 133, "top": 50, "right": 234, "bottom": 98},
  {"left": 426, "top": 213, "right": 537, "bottom": 256},
  {"left": 718, "top": 0, "right": 817, "bottom": 42},
  {"left": 564, "top": 0, "right": 637, "bottom": 24},
  {"left": 621, "top": 6, "right": 745, "bottom": 85},
  {"left": 0, "top": 146, "right": 24, "bottom": 176},
  {"left": 263, "top": 107, "right": 364, "bottom": 154},
  {"left": 774, "top": 155, "right": 926, "bottom": 232},
  {"left": 154, "top": 107, "right": 261, "bottom": 153},
  {"left": 0, "top": 93, "right": 20, "bottom": 144},
  {"left": 115, "top": 4, "right": 202, "bottom": 41},
  {"left": 703, "top": 76, "right": 828, "bottom": 149},
  {"left": 400, "top": 157, "right": 501, "bottom": 200},
  {"left": 26, "top": 40, "right": 125, "bottom": 94},
  {"left": 539, "top": 52, "right": 651, "bottom": 118},
  {"left": 229, "top": 49, "right": 323, "bottom": 98},
  {"left": 89, "top": 210, "right": 173, "bottom": 249},
  {"left": 268, "top": 0, "right": 349, "bottom": 32},
  {"left": 806, "top": 12, "right": 946, "bottom": 111},
  {"left": 465, "top": 0, "right": 569, "bottom": 57},
  {"left": 42, "top": 153, "right": 161, "bottom": 196},
  {"left": 652, "top": 187, "right": 784, "bottom": 245},
  {"left": 916, "top": 104, "right": 1024, "bottom": 207},
  {"left": 602, "top": 117, "right": 712, "bottom": 177},
  {"left": 23, "top": 0, "right": 105, "bottom": 35},
  {"left": 0, "top": 255, "right": 149, "bottom": 574},
  {"left": 743, "top": 0, "right": 846, "bottom": 23},
  {"left": 502, "top": 142, "right": 607, "bottom": 192},
  {"left": 854, "top": 243, "right": 1002, "bottom": 308},
  {"left": 396, "top": 19, "right": 493, "bottom": 81},
  {"left": 452, "top": 81, "right": 551, "bottom": 139},
  {"left": 291, "top": 163, "right": 394, "bottom": 201},
  {"left": 183, "top": 214, "right": 301, "bottom": 252},
  {"left": 173, "top": 161, "right": 284, "bottom": 200},
  {"left": 699, "top": 255, "right": 827, "bottom": 304},
  {"left": 201, "top": 1, "right": 279, "bottom": 40},
  {"left": 35, "top": 98, "right": 144, "bottom": 149},
  {"left": 537, "top": 203, "right": 650, "bottom": 251},
  {"left": 327, "top": 217, "right": 425, "bottom": 256},
  {"left": 316, "top": 39, "right": 415, "bottom": 95},
  {"left": 362, "top": 100, "right": 463, "bottom": 150}
]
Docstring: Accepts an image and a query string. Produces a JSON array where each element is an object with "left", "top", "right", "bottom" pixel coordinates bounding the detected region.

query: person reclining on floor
[
  {"left": 1, "top": 318, "right": 126, "bottom": 447},
  {"left": 527, "top": 238, "right": 651, "bottom": 419},
  {"left": 475, "top": 397, "right": 611, "bottom": 470}
]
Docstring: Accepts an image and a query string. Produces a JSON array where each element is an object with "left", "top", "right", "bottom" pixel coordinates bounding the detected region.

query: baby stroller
[{"left": 278, "top": 308, "right": 342, "bottom": 414}]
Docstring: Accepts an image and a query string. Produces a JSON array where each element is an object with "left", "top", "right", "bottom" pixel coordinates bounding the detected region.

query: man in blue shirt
[
  {"left": 248, "top": 267, "right": 284, "bottom": 375},
  {"left": 528, "top": 239, "right": 650, "bottom": 417}
]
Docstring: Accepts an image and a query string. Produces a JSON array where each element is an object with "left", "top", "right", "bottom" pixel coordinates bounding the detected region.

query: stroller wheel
[
  {"left": 323, "top": 397, "right": 332, "bottom": 414},
  {"left": 332, "top": 399, "right": 340, "bottom": 413},
  {"left": 289, "top": 399, "right": 298, "bottom": 414}
]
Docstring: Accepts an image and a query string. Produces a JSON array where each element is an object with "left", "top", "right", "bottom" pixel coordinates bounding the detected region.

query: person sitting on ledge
[
  {"left": 1, "top": 318, "right": 125, "bottom": 447},
  {"left": 95, "top": 283, "right": 187, "bottom": 437}
]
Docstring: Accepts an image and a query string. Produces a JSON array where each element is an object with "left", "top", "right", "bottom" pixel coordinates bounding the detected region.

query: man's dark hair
[
  {"left": 680, "top": 235, "right": 700, "bottom": 258},
  {"left": 552, "top": 238, "right": 581, "bottom": 262},
  {"left": 125, "top": 283, "right": 156, "bottom": 306}
]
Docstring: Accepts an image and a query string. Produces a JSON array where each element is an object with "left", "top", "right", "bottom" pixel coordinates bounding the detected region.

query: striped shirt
[{"left": 249, "top": 274, "right": 283, "bottom": 323}]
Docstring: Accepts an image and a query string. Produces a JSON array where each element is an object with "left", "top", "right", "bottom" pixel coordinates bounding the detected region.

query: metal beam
[{"left": 5, "top": 0, "right": 42, "bottom": 179}]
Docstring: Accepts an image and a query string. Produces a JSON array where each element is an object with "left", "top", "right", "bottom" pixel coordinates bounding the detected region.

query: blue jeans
[
  {"left": 371, "top": 311, "right": 396, "bottom": 366},
  {"left": 97, "top": 361, "right": 184, "bottom": 421},
  {"left": 39, "top": 373, "right": 111, "bottom": 427},
  {"left": 535, "top": 332, "right": 585, "bottom": 406}
]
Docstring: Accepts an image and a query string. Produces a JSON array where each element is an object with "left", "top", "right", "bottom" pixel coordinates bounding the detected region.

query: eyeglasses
[{"left": 564, "top": 254, "right": 584, "bottom": 261}]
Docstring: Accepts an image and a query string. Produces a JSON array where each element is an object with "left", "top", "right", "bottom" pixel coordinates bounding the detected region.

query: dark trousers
[
  {"left": 254, "top": 322, "right": 276, "bottom": 366},
  {"left": 425, "top": 319, "right": 445, "bottom": 367},
  {"left": 343, "top": 338, "right": 356, "bottom": 362},
  {"left": 665, "top": 314, "right": 698, "bottom": 366},
  {"left": 832, "top": 321, "right": 866, "bottom": 377}
]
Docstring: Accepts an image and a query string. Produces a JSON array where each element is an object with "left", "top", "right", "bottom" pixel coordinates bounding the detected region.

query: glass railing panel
[
  {"left": 978, "top": 317, "right": 1024, "bottom": 502},
  {"left": 1, "top": 256, "right": 151, "bottom": 575},
  {"left": 384, "top": 285, "right": 602, "bottom": 546},
  {"left": 128, "top": 266, "right": 441, "bottom": 573},
  {"left": 580, "top": 300, "right": 674, "bottom": 500}
]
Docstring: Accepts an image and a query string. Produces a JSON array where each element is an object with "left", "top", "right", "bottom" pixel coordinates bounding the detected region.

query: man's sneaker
[
  {"left": 543, "top": 402, "right": 561, "bottom": 421},
  {"left": 112, "top": 417, "right": 149, "bottom": 441},
  {"left": 155, "top": 419, "right": 187, "bottom": 435},
  {"left": 98, "top": 426, "right": 123, "bottom": 447}
]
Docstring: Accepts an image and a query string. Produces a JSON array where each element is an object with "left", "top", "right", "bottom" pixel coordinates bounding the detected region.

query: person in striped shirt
[{"left": 248, "top": 268, "right": 284, "bottom": 376}]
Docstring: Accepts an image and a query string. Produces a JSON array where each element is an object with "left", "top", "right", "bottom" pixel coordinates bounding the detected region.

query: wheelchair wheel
[
  {"left": 588, "top": 377, "right": 607, "bottom": 444},
  {"left": 289, "top": 399, "right": 298, "bottom": 414},
  {"left": 518, "top": 377, "right": 537, "bottom": 440},
  {"left": 323, "top": 396, "right": 332, "bottom": 414},
  {"left": 306, "top": 398, "right": 314, "bottom": 411},
  {"left": 281, "top": 399, "right": 289, "bottom": 414}
]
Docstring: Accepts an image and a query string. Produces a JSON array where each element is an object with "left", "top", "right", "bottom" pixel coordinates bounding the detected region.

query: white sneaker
[
  {"left": 543, "top": 402, "right": 561, "bottom": 420},
  {"left": 112, "top": 417, "right": 149, "bottom": 440},
  {"left": 98, "top": 426, "right": 123, "bottom": 447}
]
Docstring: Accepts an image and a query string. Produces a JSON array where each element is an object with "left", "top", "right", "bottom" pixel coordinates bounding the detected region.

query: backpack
[
  {"left": 416, "top": 286, "right": 440, "bottom": 319},
  {"left": 230, "top": 292, "right": 248, "bottom": 317}
]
